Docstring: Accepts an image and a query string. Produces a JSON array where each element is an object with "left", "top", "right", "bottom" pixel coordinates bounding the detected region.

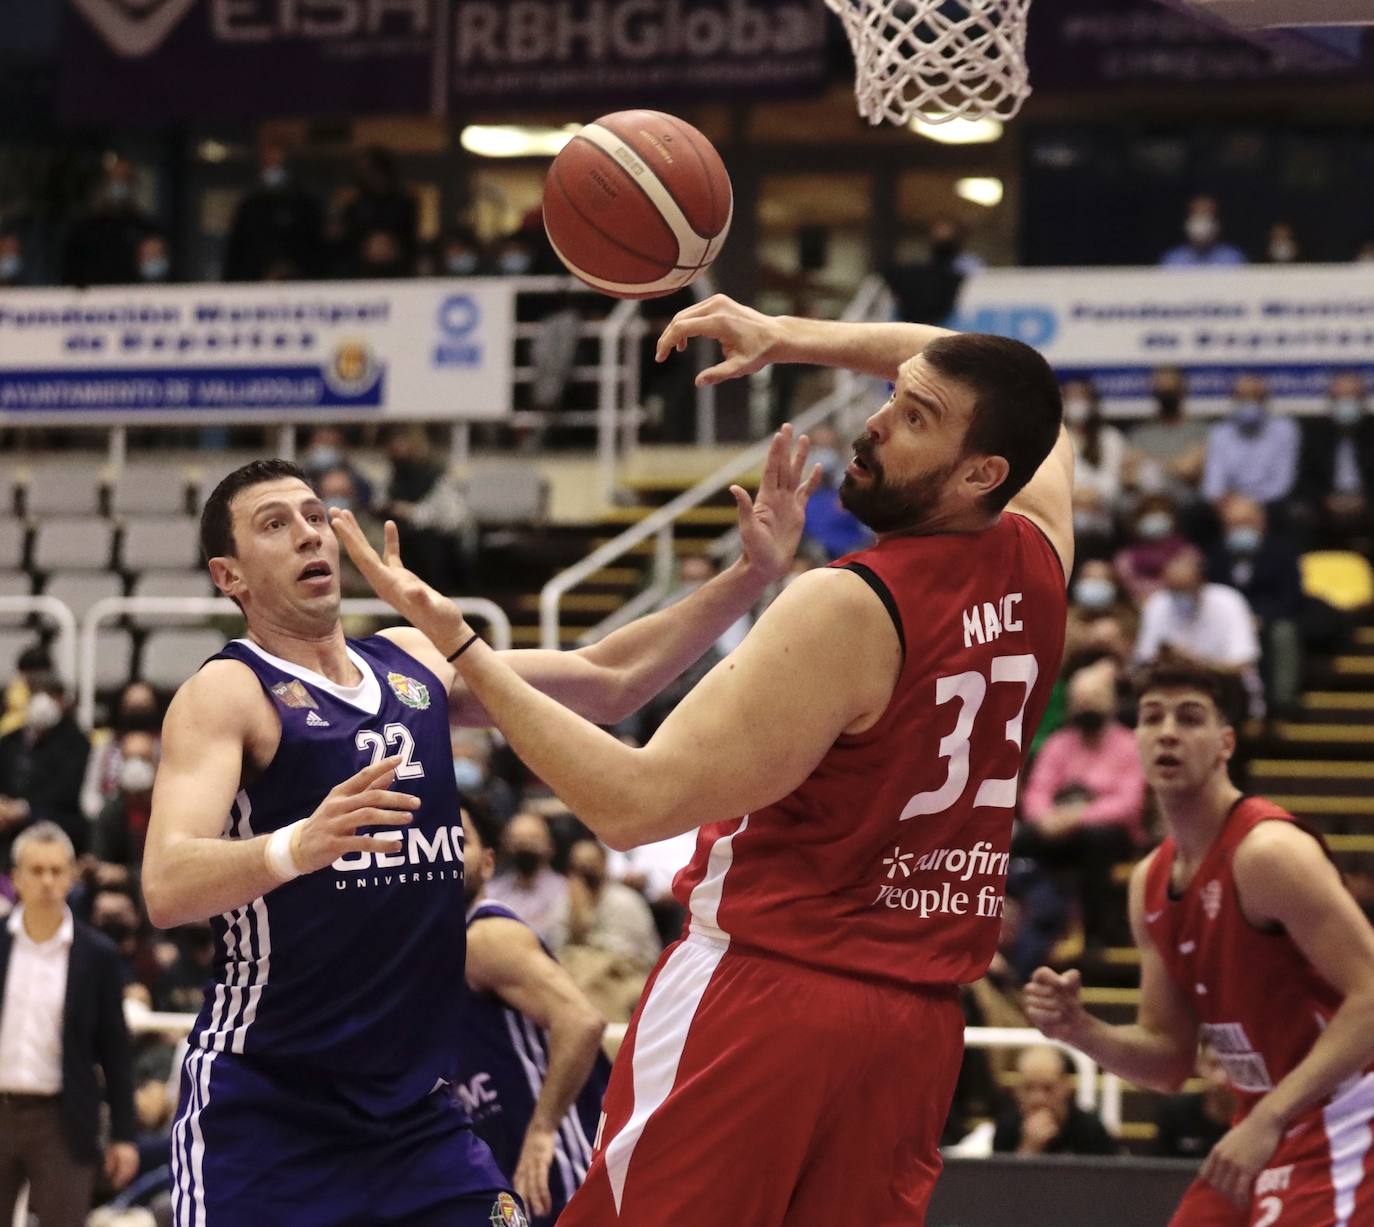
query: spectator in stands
[
  {"left": 0, "top": 822, "right": 139, "bottom": 1226},
  {"left": 0, "top": 231, "right": 27, "bottom": 287},
  {"left": 1358, "top": 238, "right": 1374, "bottom": 264},
  {"left": 1208, "top": 495, "right": 1305, "bottom": 715},
  {"left": 1018, "top": 663, "right": 1146, "bottom": 948},
  {"left": 1201, "top": 374, "right": 1300, "bottom": 510},
  {"left": 0, "top": 674, "right": 90, "bottom": 866},
  {"left": 1063, "top": 380, "right": 1125, "bottom": 507},
  {"left": 564, "top": 838, "right": 660, "bottom": 972},
  {"left": 803, "top": 426, "right": 873, "bottom": 561},
  {"left": 882, "top": 215, "right": 983, "bottom": 327},
  {"left": 134, "top": 234, "right": 171, "bottom": 284},
  {"left": 315, "top": 467, "right": 385, "bottom": 601},
  {"left": 1065, "top": 559, "right": 1139, "bottom": 670},
  {"left": 1133, "top": 550, "right": 1262, "bottom": 711},
  {"left": 60, "top": 156, "right": 158, "bottom": 288},
  {"left": 1, "top": 645, "right": 53, "bottom": 738},
  {"left": 151, "top": 924, "right": 214, "bottom": 1015},
  {"left": 605, "top": 828, "right": 695, "bottom": 945},
  {"left": 382, "top": 425, "right": 468, "bottom": 592},
  {"left": 337, "top": 147, "right": 417, "bottom": 277},
  {"left": 1266, "top": 221, "right": 1301, "bottom": 265},
  {"left": 303, "top": 426, "right": 375, "bottom": 510},
  {"left": 80, "top": 681, "right": 161, "bottom": 823},
  {"left": 1160, "top": 195, "right": 1246, "bottom": 268},
  {"left": 993, "top": 1046, "right": 1117, "bottom": 1156},
  {"left": 1114, "top": 495, "right": 1191, "bottom": 606},
  {"left": 354, "top": 229, "right": 412, "bottom": 280},
  {"left": 1125, "top": 367, "right": 1208, "bottom": 500},
  {"left": 1154, "top": 1040, "right": 1236, "bottom": 1161},
  {"left": 492, "top": 228, "right": 541, "bottom": 278},
  {"left": 1296, "top": 371, "right": 1374, "bottom": 548},
  {"left": 485, "top": 812, "right": 569, "bottom": 948},
  {"left": 432, "top": 226, "right": 486, "bottom": 278},
  {"left": 452, "top": 728, "right": 516, "bottom": 823},
  {"left": 223, "top": 142, "right": 324, "bottom": 282},
  {"left": 91, "top": 731, "right": 158, "bottom": 874}
]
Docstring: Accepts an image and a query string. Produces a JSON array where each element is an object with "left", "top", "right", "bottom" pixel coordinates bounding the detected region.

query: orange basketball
[{"left": 543, "top": 110, "right": 733, "bottom": 300}]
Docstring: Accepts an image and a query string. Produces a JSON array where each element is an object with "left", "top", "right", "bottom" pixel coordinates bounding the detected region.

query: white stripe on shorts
[
  {"left": 602, "top": 935, "right": 728, "bottom": 1214},
  {"left": 1324, "top": 1070, "right": 1374, "bottom": 1227}
]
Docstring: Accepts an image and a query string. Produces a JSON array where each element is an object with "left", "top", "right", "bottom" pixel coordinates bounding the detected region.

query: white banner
[
  {"left": 0, "top": 278, "right": 514, "bottom": 426},
  {"left": 952, "top": 265, "right": 1374, "bottom": 410}
]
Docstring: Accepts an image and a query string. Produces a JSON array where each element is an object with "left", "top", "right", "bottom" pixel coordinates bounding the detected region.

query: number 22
[
  {"left": 900, "top": 654, "right": 1039, "bottom": 820},
  {"left": 356, "top": 723, "right": 426, "bottom": 780}
]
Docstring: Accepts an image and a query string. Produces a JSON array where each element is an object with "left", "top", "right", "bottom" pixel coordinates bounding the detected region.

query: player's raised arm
[
  {"left": 655, "top": 293, "right": 958, "bottom": 386},
  {"left": 1025, "top": 854, "right": 1199, "bottom": 1093},
  {"left": 466, "top": 916, "right": 607, "bottom": 1217},
  {"left": 141, "top": 661, "right": 419, "bottom": 928}
]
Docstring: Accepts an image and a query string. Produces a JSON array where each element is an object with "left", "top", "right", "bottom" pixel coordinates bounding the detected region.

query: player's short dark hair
[
  {"left": 460, "top": 794, "right": 504, "bottom": 855},
  {"left": 1133, "top": 662, "right": 1247, "bottom": 729},
  {"left": 199, "top": 458, "right": 309, "bottom": 562},
  {"left": 922, "top": 332, "right": 1063, "bottom": 512}
]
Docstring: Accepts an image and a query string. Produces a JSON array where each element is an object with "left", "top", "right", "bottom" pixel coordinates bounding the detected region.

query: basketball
[{"left": 542, "top": 110, "right": 733, "bottom": 300}]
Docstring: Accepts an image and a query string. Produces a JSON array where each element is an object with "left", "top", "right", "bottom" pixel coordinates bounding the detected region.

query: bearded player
[
  {"left": 1028, "top": 663, "right": 1374, "bottom": 1226},
  {"left": 335, "top": 293, "right": 1072, "bottom": 1225}
]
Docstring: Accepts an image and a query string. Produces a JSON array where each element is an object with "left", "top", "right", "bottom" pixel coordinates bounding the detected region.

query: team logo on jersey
[
  {"left": 488, "top": 1192, "right": 528, "bottom": 1227},
  {"left": 271, "top": 679, "right": 318, "bottom": 709},
  {"left": 1201, "top": 879, "right": 1223, "bottom": 920},
  {"left": 387, "top": 672, "right": 431, "bottom": 710}
]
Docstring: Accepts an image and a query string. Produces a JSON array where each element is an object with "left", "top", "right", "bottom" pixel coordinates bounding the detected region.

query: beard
[{"left": 839, "top": 432, "right": 957, "bottom": 534}]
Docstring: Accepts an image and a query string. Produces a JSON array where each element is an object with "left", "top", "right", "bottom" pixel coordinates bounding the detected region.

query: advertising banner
[
  {"left": 0, "top": 278, "right": 513, "bottom": 426},
  {"left": 952, "top": 265, "right": 1374, "bottom": 411}
]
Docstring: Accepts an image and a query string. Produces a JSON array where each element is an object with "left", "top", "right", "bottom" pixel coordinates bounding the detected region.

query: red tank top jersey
[
  {"left": 672, "top": 512, "right": 1067, "bottom": 988},
  {"left": 1144, "top": 797, "right": 1346, "bottom": 1116}
]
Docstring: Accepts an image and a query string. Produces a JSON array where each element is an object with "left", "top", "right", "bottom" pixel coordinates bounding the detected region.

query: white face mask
[
  {"left": 1063, "top": 396, "right": 1093, "bottom": 427},
  {"left": 1269, "top": 240, "right": 1298, "bottom": 263},
  {"left": 118, "top": 756, "right": 157, "bottom": 793},
  {"left": 25, "top": 691, "right": 62, "bottom": 733},
  {"left": 1185, "top": 215, "right": 1218, "bottom": 246}
]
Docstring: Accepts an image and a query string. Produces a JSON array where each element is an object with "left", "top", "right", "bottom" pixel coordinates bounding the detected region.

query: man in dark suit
[
  {"left": 0, "top": 822, "right": 138, "bottom": 1226},
  {"left": 1296, "top": 371, "right": 1374, "bottom": 548}
]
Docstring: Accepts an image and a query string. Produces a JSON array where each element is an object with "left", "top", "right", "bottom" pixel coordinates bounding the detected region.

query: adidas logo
[{"left": 305, "top": 710, "right": 331, "bottom": 728}]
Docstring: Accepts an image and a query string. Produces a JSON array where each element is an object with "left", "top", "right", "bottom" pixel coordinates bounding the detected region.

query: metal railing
[
  {"left": 538, "top": 276, "right": 895, "bottom": 650},
  {"left": 0, "top": 595, "right": 78, "bottom": 682},
  {"left": 76, "top": 596, "right": 512, "bottom": 730}
]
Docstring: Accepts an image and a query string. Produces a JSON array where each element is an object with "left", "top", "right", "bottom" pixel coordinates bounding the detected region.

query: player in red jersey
[
  {"left": 336, "top": 295, "right": 1073, "bottom": 1225},
  {"left": 1028, "top": 662, "right": 1374, "bottom": 1226}
]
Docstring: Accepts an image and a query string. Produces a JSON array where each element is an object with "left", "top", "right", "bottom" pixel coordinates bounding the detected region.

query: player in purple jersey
[{"left": 140, "top": 439, "right": 817, "bottom": 1227}]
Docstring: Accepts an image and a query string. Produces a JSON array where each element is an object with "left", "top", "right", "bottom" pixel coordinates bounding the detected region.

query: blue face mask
[
  {"left": 1333, "top": 398, "right": 1364, "bottom": 429},
  {"left": 453, "top": 758, "right": 485, "bottom": 792},
  {"left": 308, "top": 445, "right": 342, "bottom": 471},
  {"left": 325, "top": 496, "right": 351, "bottom": 513},
  {"left": 811, "top": 447, "right": 842, "bottom": 485},
  {"left": 0, "top": 253, "right": 21, "bottom": 282},
  {"left": 1233, "top": 400, "right": 1265, "bottom": 432},
  {"left": 262, "top": 166, "right": 287, "bottom": 189},
  {"left": 1169, "top": 591, "right": 1200, "bottom": 620},
  {"left": 1073, "top": 576, "right": 1117, "bottom": 611},
  {"left": 445, "top": 252, "right": 479, "bottom": 276},
  {"left": 497, "top": 251, "right": 532, "bottom": 275},
  {"left": 1136, "top": 511, "right": 1175, "bottom": 541},
  {"left": 140, "top": 256, "right": 169, "bottom": 281},
  {"left": 1226, "top": 525, "right": 1262, "bottom": 555}
]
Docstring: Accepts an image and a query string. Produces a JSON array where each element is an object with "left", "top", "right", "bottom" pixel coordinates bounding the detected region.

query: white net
[{"left": 824, "top": 0, "right": 1033, "bottom": 127}]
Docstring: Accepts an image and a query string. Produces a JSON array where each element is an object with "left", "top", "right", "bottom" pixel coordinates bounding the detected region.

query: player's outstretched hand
[
  {"left": 655, "top": 293, "right": 782, "bottom": 387},
  {"left": 513, "top": 1123, "right": 557, "bottom": 1218},
  {"left": 1024, "top": 966, "right": 1086, "bottom": 1042},
  {"left": 1201, "top": 1110, "right": 1283, "bottom": 1207},
  {"left": 291, "top": 755, "right": 419, "bottom": 875},
  {"left": 331, "top": 510, "right": 468, "bottom": 653},
  {"left": 732, "top": 422, "right": 822, "bottom": 586}
]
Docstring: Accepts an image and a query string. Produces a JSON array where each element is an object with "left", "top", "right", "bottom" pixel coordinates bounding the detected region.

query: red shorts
[
  {"left": 557, "top": 933, "right": 964, "bottom": 1227},
  {"left": 1170, "top": 1072, "right": 1374, "bottom": 1227}
]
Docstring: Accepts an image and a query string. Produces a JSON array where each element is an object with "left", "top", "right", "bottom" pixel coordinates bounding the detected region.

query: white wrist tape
[{"left": 264, "top": 820, "right": 305, "bottom": 883}]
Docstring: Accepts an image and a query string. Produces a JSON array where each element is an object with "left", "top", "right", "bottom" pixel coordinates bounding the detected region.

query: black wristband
[{"left": 446, "top": 632, "right": 481, "bottom": 663}]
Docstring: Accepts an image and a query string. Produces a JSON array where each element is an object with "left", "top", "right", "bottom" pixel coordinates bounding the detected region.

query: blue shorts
[{"left": 170, "top": 1047, "right": 524, "bottom": 1227}]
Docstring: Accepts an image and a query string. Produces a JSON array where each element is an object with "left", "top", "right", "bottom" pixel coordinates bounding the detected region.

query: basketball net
[{"left": 823, "top": 0, "right": 1032, "bottom": 127}]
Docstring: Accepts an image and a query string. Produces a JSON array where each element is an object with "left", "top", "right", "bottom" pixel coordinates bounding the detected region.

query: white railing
[
  {"left": 0, "top": 595, "right": 78, "bottom": 683},
  {"left": 76, "top": 596, "right": 512, "bottom": 730},
  {"left": 538, "top": 275, "right": 896, "bottom": 650}
]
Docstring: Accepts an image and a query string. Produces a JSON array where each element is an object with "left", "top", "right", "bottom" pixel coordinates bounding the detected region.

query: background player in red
[
  {"left": 1027, "top": 662, "right": 1374, "bottom": 1226},
  {"left": 337, "top": 293, "right": 1073, "bottom": 1225}
]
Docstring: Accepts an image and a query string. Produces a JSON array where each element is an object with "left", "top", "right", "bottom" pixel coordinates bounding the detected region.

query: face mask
[
  {"left": 1233, "top": 400, "right": 1265, "bottom": 432},
  {"left": 1185, "top": 214, "right": 1218, "bottom": 246},
  {"left": 105, "top": 180, "right": 133, "bottom": 205},
  {"left": 453, "top": 758, "right": 485, "bottom": 792},
  {"left": 1170, "top": 591, "right": 1200, "bottom": 620},
  {"left": 1136, "top": 511, "right": 1174, "bottom": 541},
  {"left": 1226, "top": 525, "right": 1262, "bottom": 555},
  {"left": 307, "top": 445, "right": 342, "bottom": 471},
  {"left": 511, "top": 849, "right": 543, "bottom": 877},
  {"left": 497, "top": 251, "right": 532, "bottom": 275},
  {"left": 118, "top": 756, "right": 157, "bottom": 793},
  {"left": 324, "top": 496, "right": 351, "bottom": 513},
  {"left": 118, "top": 706, "right": 160, "bottom": 734},
  {"left": 1154, "top": 391, "right": 1183, "bottom": 418},
  {"left": 1072, "top": 576, "right": 1116, "bottom": 611},
  {"left": 445, "top": 252, "right": 479, "bottom": 276},
  {"left": 139, "top": 257, "right": 169, "bottom": 281},
  {"left": 930, "top": 238, "right": 960, "bottom": 262},
  {"left": 575, "top": 869, "right": 605, "bottom": 892},
  {"left": 810, "top": 447, "right": 842, "bottom": 483},
  {"left": 99, "top": 920, "right": 136, "bottom": 945},
  {"left": 1333, "top": 398, "right": 1363, "bottom": 429},
  {"left": 1071, "top": 710, "right": 1107, "bottom": 737},
  {"left": 1072, "top": 511, "right": 1111, "bottom": 540},
  {"left": 25, "top": 692, "right": 62, "bottom": 733},
  {"left": 0, "top": 254, "right": 20, "bottom": 282},
  {"left": 1269, "top": 240, "right": 1297, "bottom": 263},
  {"left": 262, "top": 166, "right": 287, "bottom": 189},
  {"left": 1063, "top": 396, "right": 1092, "bottom": 427}
]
